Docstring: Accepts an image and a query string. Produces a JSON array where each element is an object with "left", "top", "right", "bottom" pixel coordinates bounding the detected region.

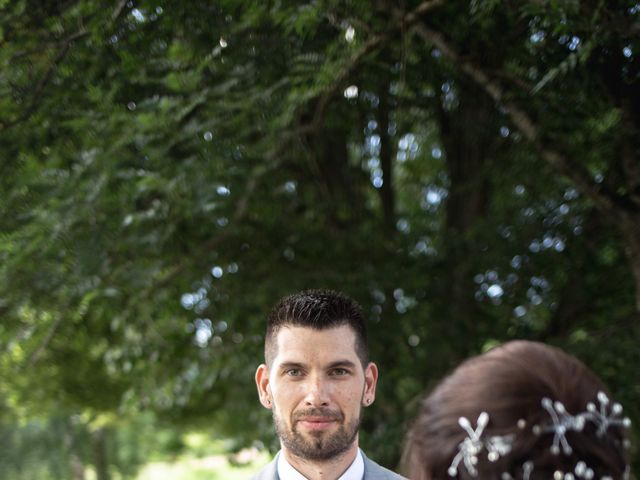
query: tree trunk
[
  {"left": 378, "top": 83, "right": 395, "bottom": 233},
  {"left": 414, "top": 22, "right": 640, "bottom": 313},
  {"left": 70, "top": 455, "right": 85, "bottom": 480},
  {"left": 438, "top": 78, "right": 497, "bottom": 358},
  {"left": 618, "top": 212, "right": 640, "bottom": 312},
  {"left": 306, "top": 116, "right": 365, "bottom": 228},
  {"left": 92, "top": 428, "right": 110, "bottom": 480},
  {"left": 64, "top": 417, "right": 85, "bottom": 480}
]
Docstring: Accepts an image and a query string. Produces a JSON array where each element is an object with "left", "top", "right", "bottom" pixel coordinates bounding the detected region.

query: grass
[
  {"left": 135, "top": 455, "right": 268, "bottom": 480},
  {"left": 134, "top": 437, "right": 271, "bottom": 480}
]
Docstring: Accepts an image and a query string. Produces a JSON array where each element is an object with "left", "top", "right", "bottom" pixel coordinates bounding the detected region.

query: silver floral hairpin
[
  {"left": 448, "top": 412, "right": 513, "bottom": 477},
  {"left": 550, "top": 459, "right": 620, "bottom": 480},
  {"left": 584, "top": 392, "right": 632, "bottom": 437},
  {"left": 533, "top": 398, "right": 587, "bottom": 455},
  {"left": 574, "top": 460, "right": 596, "bottom": 479},
  {"left": 446, "top": 392, "right": 631, "bottom": 479},
  {"left": 534, "top": 391, "right": 632, "bottom": 456}
]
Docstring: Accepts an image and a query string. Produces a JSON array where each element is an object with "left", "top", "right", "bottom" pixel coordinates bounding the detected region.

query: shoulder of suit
[
  {"left": 362, "top": 451, "right": 408, "bottom": 479},
  {"left": 250, "top": 451, "right": 406, "bottom": 480},
  {"left": 249, "top": 455, "right": 279, "bottom": 480}
]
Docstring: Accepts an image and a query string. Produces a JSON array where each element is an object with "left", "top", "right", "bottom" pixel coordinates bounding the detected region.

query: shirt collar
[{"left": 276, "top": 449, "right": 364, "bottom": 480}]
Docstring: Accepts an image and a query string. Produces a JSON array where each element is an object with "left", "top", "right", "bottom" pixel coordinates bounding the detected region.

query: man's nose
[{"left": 303, "top": 375, "right": 329, "bottom": 406}]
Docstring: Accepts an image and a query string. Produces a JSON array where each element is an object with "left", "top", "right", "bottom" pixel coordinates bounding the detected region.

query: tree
[{"left": 1, "top": 0, "right": 638, "bottom": 473}]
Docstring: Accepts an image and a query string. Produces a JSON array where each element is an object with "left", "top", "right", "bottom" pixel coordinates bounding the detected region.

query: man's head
[
  {"left": 256, "top": 290, "right": 378, "bottom": 464},
  {"left": 264, "top": 289, "right": 369, "bottom": 367}
]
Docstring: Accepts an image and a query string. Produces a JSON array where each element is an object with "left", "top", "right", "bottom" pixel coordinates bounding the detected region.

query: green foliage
[
  {"left": 1, "top": 0, "right": 639, "bottom": 475},
  {"left": 0, "top": 413, "right": 206, "bottom": 480},
  {"left": 0, "top": 417, "right": 82, "bottom": 480}
]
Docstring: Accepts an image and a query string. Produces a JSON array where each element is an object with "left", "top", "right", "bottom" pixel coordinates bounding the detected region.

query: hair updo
[{"left": 403, "top": 341, "right": 630, "bottom": 480}]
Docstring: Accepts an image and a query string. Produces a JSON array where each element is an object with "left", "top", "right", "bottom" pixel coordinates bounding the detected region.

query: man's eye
[
  {"left": 286, "top": 369, "right": 301, "bottom": 377},
  {"left": 331, "top": 368, "right": 349, "bottom": 376}
]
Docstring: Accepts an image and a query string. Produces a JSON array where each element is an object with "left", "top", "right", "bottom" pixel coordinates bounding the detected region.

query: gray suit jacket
[{"left": 249, "top": 450, "right": 406, "bottom": 480}]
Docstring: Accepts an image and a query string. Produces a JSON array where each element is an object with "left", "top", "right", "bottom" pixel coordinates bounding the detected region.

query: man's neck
[{"left": 281, "top": 443, "right": 359, "bottom": 480}]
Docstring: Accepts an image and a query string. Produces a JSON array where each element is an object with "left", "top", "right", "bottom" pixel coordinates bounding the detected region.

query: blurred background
[{"left": 1, "top": 1, "right": 639, "bottom": 478}]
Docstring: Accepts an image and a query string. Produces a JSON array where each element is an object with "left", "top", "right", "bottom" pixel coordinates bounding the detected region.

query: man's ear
[
  {"left": 362, "top": 362, "right": 379, "bottom": 406},
  {"left": 255, "top": 364, "right": 272, "bottom": 409}
]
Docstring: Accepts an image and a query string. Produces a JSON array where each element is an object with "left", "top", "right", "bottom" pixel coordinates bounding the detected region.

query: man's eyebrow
[
  {"left": 278, "top": 361, "right": 306, "bottom": 370},
  {"left": 327, "top": 360, "right": 357, "bottom": 369}
]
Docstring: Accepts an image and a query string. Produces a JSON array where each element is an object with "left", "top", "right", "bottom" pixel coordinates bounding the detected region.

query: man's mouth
[
  {"left": 294, "top": 409, "right": 343, "bottom": 431},
  {"left": 297, "top": 416, "right": 337, "bottom": 430}
]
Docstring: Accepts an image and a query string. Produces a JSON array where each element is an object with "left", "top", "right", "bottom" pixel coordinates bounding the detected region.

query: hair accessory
[
  {"left": 448, "top": 412, "right": 513, "bottom": 477},
  {"left": 446, "top": 392, "right": 631, "bottom": 479},
  {"left": 584, "top": 392, "right": 632, "bottom": 437},
  {"left": 499, "top": 461, "right": 534, "bottom": 480},
  {"left": 574, "top": 460, "right": 595, "bottom": 479},
  {"left": 535, "top": 397, "right": 586, "bottom": 455},
  {"left": 533, "top": 392, "right": 632, "bottom": 456},
  {"left": 550, "top": 459, "right": 610, "bottom": 480},
  {"left": 523, "top": 461, "right": 534, "bottom": 480}
]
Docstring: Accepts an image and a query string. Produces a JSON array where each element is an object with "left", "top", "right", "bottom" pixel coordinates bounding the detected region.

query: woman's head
[{"left": 404, "top": 341, "right": 631, "bottom": 479}]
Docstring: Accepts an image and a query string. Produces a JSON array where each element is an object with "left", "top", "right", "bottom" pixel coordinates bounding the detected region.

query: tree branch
[
  {"left": 412, "top": 23, "right": 633, "bottom": 217},
  {"left": 310, "top": 0, "right": 445, "bottom": 130},
  {"left": 111, "top": 0, "right": 129, "bottom": 21},
  {"left": 25, "top": 314, "right": 64, "bottom": 367},
  {"left": 1, "top": 2, "right": 130, "bottom": 133},
  {"left": 378, "top": 80, "right": 396, "bottom": 233},
  {"left": 1, "top": 29, "right": 88, "bottom": 132},
  {"left": 402, "top": 0, "right": 447, "bottom": 24},
  {"left": 143, "top": 163, "right": 271, "bottom": 294},
  {"left": 311, "top": 34, "right": 388, "bottom": 129}
]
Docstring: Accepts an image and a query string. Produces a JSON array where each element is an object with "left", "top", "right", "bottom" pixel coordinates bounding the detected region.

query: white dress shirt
[{"left": 277, "top": 449, "right": 365, "bottom": 480}]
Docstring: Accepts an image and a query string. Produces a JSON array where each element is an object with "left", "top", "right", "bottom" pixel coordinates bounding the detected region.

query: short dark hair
[
  {"left": 403, "top": 341, "right": 629, "bottom": 480},
  {"left": 264, "top": 289, "right": 369, "bottom": 367}
]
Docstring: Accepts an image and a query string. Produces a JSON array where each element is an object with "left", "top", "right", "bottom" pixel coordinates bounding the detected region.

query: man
[{"left": 252, "top": 289, "right": 406, "bottom": 480}]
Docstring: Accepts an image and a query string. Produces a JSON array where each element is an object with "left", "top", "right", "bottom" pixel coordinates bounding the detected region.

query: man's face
[{"left": 255, "top": 325, "right": 378, "bottom": 462}]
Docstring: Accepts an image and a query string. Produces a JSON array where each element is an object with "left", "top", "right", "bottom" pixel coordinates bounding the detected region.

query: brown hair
[
  {"left": 264, "top": 289, "right": 368, "bottom": 367},
  {"left": 403, "top": 341, "right": 629, "bottom": 479}
]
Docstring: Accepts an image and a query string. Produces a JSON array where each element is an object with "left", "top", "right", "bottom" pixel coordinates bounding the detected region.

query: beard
[{"left": 272, "top": 405, "right": 362, "bottom": 461}]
